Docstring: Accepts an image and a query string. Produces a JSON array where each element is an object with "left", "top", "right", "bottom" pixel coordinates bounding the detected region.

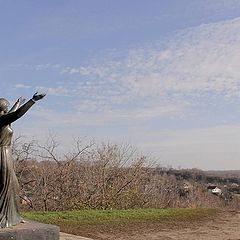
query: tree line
[{"left": 13, "top": 136, "right": 239, "bottom": 211}]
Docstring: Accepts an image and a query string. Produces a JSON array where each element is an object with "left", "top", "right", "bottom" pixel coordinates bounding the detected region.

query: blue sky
[{"left": 1, "top": 0, "right": 240, "bottom": 170}]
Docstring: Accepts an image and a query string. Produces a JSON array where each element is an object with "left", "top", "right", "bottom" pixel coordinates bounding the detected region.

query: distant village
[{"left": 155, "top": 168, "right": 240, "bottom": 202}]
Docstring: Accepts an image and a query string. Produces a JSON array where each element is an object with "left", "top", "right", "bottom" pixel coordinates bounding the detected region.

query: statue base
[{"left": 0, "top": 220, "right": 59, "bottom": 240}]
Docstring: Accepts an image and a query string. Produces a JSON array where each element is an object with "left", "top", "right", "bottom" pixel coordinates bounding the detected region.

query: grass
[{"left": 22, "top": 208, "right": 217, "bottom": 226}]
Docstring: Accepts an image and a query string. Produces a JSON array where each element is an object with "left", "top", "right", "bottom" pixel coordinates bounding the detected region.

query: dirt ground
[{"left": 62, "top": 210, "right": 240, "bottom": 240}]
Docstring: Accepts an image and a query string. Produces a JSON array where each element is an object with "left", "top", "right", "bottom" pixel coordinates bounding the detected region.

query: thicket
[{"left": 13, "top": 136, "right": 239, "bottom": 212}]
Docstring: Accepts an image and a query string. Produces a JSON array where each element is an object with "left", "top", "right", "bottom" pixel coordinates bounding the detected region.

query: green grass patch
[{"left": 22, "top": 208, "right": 217, "bottom": 226}]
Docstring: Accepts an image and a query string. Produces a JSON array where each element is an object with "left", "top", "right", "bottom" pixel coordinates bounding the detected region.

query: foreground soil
[{"left": 61, "top": 210, "right": 240, "bottom": 240}]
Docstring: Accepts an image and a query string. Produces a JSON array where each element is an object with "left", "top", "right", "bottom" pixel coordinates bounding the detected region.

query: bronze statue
[{"left": 0, "top": 92, "right": 45, "bottom": 228}]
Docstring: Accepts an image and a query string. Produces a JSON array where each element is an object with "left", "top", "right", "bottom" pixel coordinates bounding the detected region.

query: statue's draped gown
[
  {"left": 0, "top": 99, "right": 35, "bottom": 228},
  {"left": 0, "top": 125, "right": 21, "bottom": 227}
]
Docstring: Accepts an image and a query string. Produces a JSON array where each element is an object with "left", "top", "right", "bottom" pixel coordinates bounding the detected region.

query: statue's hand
[
  {"left": 32, "top": 92, "right": 46, "bottom": 101},
  {"left": 17, "top": 97, "right": 26, "bottom": 105}
]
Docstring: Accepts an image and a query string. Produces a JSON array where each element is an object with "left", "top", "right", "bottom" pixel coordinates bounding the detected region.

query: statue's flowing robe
[
  {"left": 0, "top": 99, "right": 35, "bottom": 228},
  {"left": 0, "top": 125, "right": 21, "bottom": 227}
]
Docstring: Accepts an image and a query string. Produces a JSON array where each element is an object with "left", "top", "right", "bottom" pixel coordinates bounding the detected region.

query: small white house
[{"left": 211, "top": 187, "right": 222, "bottom": 195}]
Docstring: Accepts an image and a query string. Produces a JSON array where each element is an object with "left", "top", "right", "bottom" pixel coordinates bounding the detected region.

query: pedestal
[{"left": 0, "top": 220, "right": 59, "bottom": 240}]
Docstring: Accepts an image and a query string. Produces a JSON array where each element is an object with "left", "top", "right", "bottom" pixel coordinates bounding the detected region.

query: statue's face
[
  {"left": 0, "top": 99, "right": 9, "bottom": 114},
  {"left": 0, "top": 106, "right": 7, "bottom": 115},
  {"left": 2, "top": 105, "right": 8, "bottom": 113}
]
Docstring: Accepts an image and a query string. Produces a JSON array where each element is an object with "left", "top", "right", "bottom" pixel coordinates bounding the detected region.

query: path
[
  {"left": 60, "top": 210, "right": 240, "bottom": 240},
  {"left": 60, "top": 232, "right": 93, "bottom": 240},
  {"left": 114, "top": 210, "right": 240, "bottom": 240}
]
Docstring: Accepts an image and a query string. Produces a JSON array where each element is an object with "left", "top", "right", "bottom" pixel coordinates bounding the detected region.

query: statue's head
[{"left": 0, "top": 98, "right": 9, "bottom": 114}]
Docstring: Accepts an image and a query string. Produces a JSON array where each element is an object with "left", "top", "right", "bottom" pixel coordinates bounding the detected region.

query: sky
[{"left": 1, "top": 0, "right": 240, "bottom": 170}]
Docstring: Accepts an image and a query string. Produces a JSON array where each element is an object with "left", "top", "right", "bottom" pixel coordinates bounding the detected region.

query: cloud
[
  {"left": 28, "top": 17, "right": 240, "bottom": 123},
  {"left": 36, "top": 86, "right": 70, "bottom": 96},
  {"left": 27, "top": 102, "right": 184, "bottom": 127},
  {"left": 117, "top": 19, "right": 240, "bottom": 100},
  {"left": 15, "top": 84, "right": 31, "bottom": 89},
  {"left": 56, "top": 17, "right": 240, "bottom": 104},
  {"left": 34, "top": 64, "right": 61, "bottom": 71}
]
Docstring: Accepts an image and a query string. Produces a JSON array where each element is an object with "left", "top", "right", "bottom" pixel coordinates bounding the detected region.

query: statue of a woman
[{"left": 0, "top": 92, "right": 45, "bottom": 228}]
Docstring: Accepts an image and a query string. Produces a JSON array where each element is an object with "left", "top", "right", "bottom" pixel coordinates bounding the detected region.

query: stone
[
  {"left": 0, "top": 220, "right": 59, "bottom": 240},
  {"left": 60, "top": 232, "right": 93, "bottom": 240}
]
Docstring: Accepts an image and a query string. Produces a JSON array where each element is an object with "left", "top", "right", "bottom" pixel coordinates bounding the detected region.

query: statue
[{"left": 0, "top": 92, "right": 45, "bottom": 228}]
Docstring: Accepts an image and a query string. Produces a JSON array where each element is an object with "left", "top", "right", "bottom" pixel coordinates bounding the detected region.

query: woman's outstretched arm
[
  {"left": 0, "top": 93, "right": 46, "bottom": 127},
  {"left": 8, "top": 97, "right": 25, "bottom": 113}
]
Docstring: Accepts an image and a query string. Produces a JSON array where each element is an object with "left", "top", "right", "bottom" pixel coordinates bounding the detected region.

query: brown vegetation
[{"left": 12, "top": 136, "right": 240, "bottom": 212}]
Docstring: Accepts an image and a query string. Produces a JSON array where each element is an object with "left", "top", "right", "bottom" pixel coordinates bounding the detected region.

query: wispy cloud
[
  {"left": 36, "top": 86, "right": 70, "bottom": 96},
  {"left": 27, "top": 17, "right": 240, "bottom": 121},
  {"left": 15, "top": 84, "right": 32, "bottom": 89},
  {"left": 34, "top": 64, "right": 62, "bottom": 71},
  {"left": 27, "top": 102, "right": 184, "bottom": 127}
]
